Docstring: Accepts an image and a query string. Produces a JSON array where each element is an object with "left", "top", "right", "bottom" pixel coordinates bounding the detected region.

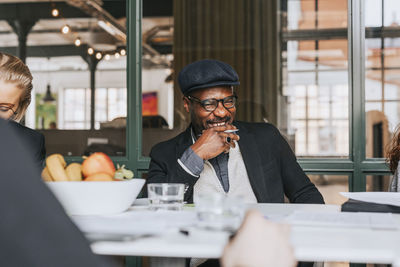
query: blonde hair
[{"left": 0, "top": 52, "right": 33, "bottom": 122}]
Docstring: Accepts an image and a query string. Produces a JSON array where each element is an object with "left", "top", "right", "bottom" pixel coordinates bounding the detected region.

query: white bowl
[{"left": 46, "top": 179, "right": 145, "bottom": 215}]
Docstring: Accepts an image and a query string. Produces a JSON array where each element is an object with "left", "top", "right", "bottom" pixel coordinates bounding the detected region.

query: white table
[{"left": 89, "top": 203, "right": 400, "bottom": 266}]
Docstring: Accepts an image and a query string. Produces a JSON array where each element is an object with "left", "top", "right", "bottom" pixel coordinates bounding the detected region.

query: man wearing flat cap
[{"left": 147, "top": 59, "right": 324, "bottom": 206}]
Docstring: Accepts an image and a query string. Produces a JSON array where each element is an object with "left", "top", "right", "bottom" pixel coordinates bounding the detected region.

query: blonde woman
[{"left": 0, "top": 52, "right": 45, "bottom": 171}]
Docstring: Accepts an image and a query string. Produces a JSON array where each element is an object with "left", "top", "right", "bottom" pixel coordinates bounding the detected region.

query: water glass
[
  {"left": 195, "top": 193, "right": 245, "bottom": 232},
  {"left": 147, "top": 183, "right": 185, "bottom": 210}
]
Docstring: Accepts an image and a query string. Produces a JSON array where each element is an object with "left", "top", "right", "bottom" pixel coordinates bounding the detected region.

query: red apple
[{"left": 81, "top": 152, "right": 116, "bottom": 177}]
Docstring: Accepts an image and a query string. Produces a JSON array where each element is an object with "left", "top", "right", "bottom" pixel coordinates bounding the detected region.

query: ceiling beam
[
  {"left": 0, "top": 44, "right": 90, "bottom": 57},
  {"left": 0, "top": 2, "right": 88, "bottom": 20},
  {"left": 0, "top": 1, "right": 172, "bottom": 20}
]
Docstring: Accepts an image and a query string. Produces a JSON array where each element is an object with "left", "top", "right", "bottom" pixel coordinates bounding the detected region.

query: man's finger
[
  {"left": 209, "top": 125, "right": 237, "bottom": 132},
  {"left": 208, "top": 125, "right": 229, "bottom": 132},
  {"left": 219, "top": 132, "right": 240, "bottom": 141}
]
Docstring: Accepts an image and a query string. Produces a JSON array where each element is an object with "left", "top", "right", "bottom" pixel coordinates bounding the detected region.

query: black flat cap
[{"left": 178, "top": 59, "right": 240, "bottom": 95}]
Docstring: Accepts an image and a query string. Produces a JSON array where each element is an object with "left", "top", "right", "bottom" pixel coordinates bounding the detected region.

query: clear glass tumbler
[
  {"left": 147, "top": 183, "right": 185, "bottom": 210},
  {"left": 195, "top": 193, "right": 245, "bottom": 231}
]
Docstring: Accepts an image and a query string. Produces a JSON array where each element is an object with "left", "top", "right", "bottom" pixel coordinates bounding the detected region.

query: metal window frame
[
  {"left": 64, "top": 0, "right": 147, "bottom": 170},
  {"left": 289, "top": 0, "right": 390, "bottom": 192}
]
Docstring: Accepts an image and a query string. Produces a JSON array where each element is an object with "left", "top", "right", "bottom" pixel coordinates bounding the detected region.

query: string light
[
  {"left": 61, "top": 25, "right": 70, "bottom": 34},
  {"left": 52, "top": 6, "right": 127, "bottom": 58},
  {"left": 74, "top": 37, "right": 81, "bottom": 47},
  {"left": 51, "top": 8, "right": 59, "bottom": 17}
]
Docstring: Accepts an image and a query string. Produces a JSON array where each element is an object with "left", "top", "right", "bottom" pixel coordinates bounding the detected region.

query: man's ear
[{"left": 183, "top": 97, "right": 190, "bottom": 113}]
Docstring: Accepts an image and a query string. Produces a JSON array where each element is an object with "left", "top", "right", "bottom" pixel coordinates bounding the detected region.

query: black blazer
[
  {"left": 148, "top": 121, "right": 324, "bottom": 204},
  {"left": 7, "top": 120, "right": 46, "bottom": 172}
]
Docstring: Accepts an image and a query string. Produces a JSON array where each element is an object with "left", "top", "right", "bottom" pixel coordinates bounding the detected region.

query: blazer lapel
[{"left": 236, "top": 122, "right": 272, "bottom": 202}]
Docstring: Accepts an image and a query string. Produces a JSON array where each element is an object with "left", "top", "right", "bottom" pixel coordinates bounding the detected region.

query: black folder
[{"left": 341, "top": 199, "right": 400, "bottom": 213}]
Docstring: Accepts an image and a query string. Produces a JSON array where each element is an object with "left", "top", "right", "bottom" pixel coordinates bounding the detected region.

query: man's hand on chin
[{"left": 191, "top": 125, "right": 240, "bottom": 160}]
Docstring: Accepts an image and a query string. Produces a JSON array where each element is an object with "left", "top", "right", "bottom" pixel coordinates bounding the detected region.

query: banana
[
  {"left": 46, "top": 154, "right": 68, "bottom": 181},
  {"left": 65, "top": 163, "right": 82, "bottom": 181},
  {"left": 41, "top": 167, "right": 53, "bottom": 182}
]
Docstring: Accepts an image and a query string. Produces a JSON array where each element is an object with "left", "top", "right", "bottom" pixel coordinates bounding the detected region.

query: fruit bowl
[{"left": 46, "top": 179, "right": 145, "bottom": 215}]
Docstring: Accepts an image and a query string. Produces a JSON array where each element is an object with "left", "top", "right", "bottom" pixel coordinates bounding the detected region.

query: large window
[
  {"left": 365, "top": 0, "right": 400, "bottom": 160},
  {"left": 281, "top": 0, "right": 349, "bottom": 157}
]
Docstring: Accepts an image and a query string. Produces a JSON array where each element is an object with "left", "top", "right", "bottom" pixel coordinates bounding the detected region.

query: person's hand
[
  {"left": 191, "top": 125, "right": 240, "bottom": 160},
  {"left": 221, "top": 210, "right": 297, "bottom": 267}
]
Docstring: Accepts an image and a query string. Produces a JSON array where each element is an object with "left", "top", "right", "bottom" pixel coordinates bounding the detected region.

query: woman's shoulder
[{"left": 7, "top": 120, "right": 43, "bottom": 141}]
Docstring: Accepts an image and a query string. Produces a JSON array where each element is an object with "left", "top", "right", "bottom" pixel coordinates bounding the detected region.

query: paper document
[
  {"left": 340, "top": 192, "right": 400, "bottom": 207},
  {"left": 285, "top": 211, "right": 399, "bottom": 230}
]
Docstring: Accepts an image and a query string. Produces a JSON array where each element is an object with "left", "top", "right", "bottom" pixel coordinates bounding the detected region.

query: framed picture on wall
[{"left": 142, "top": 92, "right": 158, "bottom": 116}]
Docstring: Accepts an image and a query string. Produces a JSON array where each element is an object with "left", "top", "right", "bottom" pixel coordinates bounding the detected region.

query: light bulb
[
  {"left": 95, "top": 52, "right": 102, "bottom": 60},
  {"left": 88, "top": 47, "right": 94, "bottom": 55},
  {"left": 114, "top": 52, "right": 120, "bottom": 59},
  {"left": 74, "top": 37, "right": 81, "bottom": 47},
  {"left": 120, "top": 49, "right": 126, "bottom": 56},
  {"left": 105, "top": 54, "right": 111, "bottom": 60},
  {"left": 61, "top": 25, "right": 70, "bottom": 34},
  {"left": 51, "top": 8, "right": 59, "bottom": 17}
]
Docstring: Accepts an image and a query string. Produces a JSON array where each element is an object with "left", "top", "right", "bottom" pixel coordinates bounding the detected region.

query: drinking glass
[
  {"left": 194, "top": 193, "right": 245, "bottom": 232},
  {"left": 147, "top": 183, "right": 185, "bottom": 210}
]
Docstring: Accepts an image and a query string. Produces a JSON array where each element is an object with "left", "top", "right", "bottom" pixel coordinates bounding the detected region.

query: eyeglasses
[
  {"left": 0, "top": 105, "right": 18, "bottom": 117},
  {"left": 186, "top": 95, "right": 237, "bottom": 112}
]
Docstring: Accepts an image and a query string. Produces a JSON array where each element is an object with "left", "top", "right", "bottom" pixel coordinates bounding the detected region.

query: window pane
[
  {"left": 384, "top": 0, "right": 400, "bottom": 27},
  {"left": 365, "top": 0, "right": 382, "bottom": 27},
  {"left": 95, "top": 88, "right": 108, "bottom": 129},
  {"left": 365, "top": 38, "right": 382, "bottom": 69},
  {"left": 284, "top": 0, "right": 347, "bottom": 31},
  {"left": 282, "top": 0, "right": 349, "bottom": 158},
  {"left": 63, "top": 88, "right": 86, "bottom": 122},
  {"left": 365, "top": 1, "right": 400, "bottom": 159},
  {"left": 365, "top": 71, "right": 382, "bottom": 101},
  {"left": 108, "top": 88, "right": 127, "bottom": 120},
  {"left": 283, "top": 39, "right": 349, "bottom": 157}
]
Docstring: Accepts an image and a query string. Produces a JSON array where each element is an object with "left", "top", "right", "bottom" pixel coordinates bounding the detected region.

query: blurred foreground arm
[
  {"left": 221, "top": 210, "right": 297, "bottom": 267},
  {"left": 0, "top": 119, "right": 107, "bottom": 267}
]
